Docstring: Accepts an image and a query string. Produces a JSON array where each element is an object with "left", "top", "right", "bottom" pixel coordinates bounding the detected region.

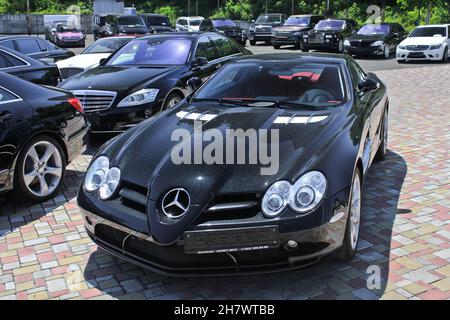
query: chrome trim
[
  {"left": 0, "top": 85, "right": 23, "bottom": 104},
  {"left": 206, "top": 201, "right": 258, "bottom": 213},
  {"left": 71, "top": 89, "right": 117, "bottom": 112},
  {"left": 161, "top": 188, "right": 191, "bottom": 219},
  {"left": 0, "top": 49, "right": 31, "bottom": 70}
]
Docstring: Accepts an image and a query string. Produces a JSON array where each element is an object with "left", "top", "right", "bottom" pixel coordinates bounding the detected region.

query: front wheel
[
  {"left": 250, "top": 40, "right": 256, "bottom": 46},
  {"left": 162, "top": 92, "right": 183, "bottom": 111},
  {"left": 383, "top": 44, "right": 390, "bottom": 59},
  {"left": 441, "top": 47, "right": 448, "bottom": 63},
  {"left": 273, "top": 44, "right": 280, "bottom": 49},
  {"left": 337, "top": 38, "right": 344, "bottom": 53},
  {"left": 375, "top": 110, "right": 388, "bottom": 161},
  {"left": 397, "top": 59, "right": 406, "bottom": 64},
  {"left": 14, "top": 135, "right": 66, "bottom": 203}
]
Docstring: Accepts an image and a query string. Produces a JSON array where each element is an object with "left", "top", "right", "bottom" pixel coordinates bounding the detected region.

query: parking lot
[{"left": 0, "top": 35, "right": 449, "bottom": 300}]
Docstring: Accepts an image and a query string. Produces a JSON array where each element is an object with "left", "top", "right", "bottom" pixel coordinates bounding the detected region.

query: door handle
[{"left": 0, "top": 112, "right": 12, "bottom": 121}]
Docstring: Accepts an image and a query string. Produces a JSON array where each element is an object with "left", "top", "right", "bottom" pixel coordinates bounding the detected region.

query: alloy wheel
[
  {"left": 338, "top": 40, "right": 344, "bottom": 53},
  {"left": 349, "top": 172, "right": 361, "bottom": 250},
  {"left": 384, "top": 44, "right": 390, "bottom": 58},
  {"left": 22, "top": 141, "right": 63, "bottom": 198}
]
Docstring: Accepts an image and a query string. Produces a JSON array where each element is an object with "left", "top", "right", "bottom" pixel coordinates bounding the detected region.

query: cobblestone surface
[{"left": 0, "top": 64, "right": 449, "bottom": 300}]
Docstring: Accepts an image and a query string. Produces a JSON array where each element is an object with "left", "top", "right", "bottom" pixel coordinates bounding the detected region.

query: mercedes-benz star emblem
[{"left": 161, "top": 188, "right": 190, "bottom": 218}]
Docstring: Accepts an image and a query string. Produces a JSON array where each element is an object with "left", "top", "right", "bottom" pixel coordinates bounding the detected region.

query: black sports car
[
  {"left": 272, "top": 14, "right": 324, "bottom": 49},
  {"left": 0, "top": 46, "right": 61, "bottom": 86},
  {"left": 302, "top": 19, "right": 358, "bottom": 53},
  {"left": 248, "top": 13, "right": 288, "bottom": 45},
  {"left": 0, "top": 36, "right": 74, "bottom": 63},
  {"left": 78, "top": 53, "right": 389, "bottom": 276},
  {"left": 0, "top": 72, "right": 89, "bottom": 202},
  {"left": 345, "top": 23, "right": 407, "bottom": 58},
  {"left": 200, "top": 18, "right": 247, "bottom": 46},
  {"left": 60, "top": 33, "right": 251, "bottom": 133}
]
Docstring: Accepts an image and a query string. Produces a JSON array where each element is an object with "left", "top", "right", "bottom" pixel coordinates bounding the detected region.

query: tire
[
  {"left": 383, "top": 44, "right": 390, "bottom": 59},
  {"left": 273, "top": 44, "right": 280, "bottom": 49},
  {"left": 240, "top": 39, "right": 247, "bottom": 47},
  {"left": 441, "top": 47, "right": 448, "bottom": 63},
  {"left": 337, "top": 38, "right": 344, "bottom": 54},
  {"left": 162, "top": 92, "right": 183, "bottom": 111},
  {"left": 14, "top": 135, "right": 66, "bottom": 203},
  {"left": 250, "top": 40, "right": 256, "bottom": 46},
  {"left": 336, "top": 169, "right": 362, "bottom": 261},
  {"left": 375, "top": 110, "right": 388, "bottom": 161},
  {"left": 397, "top": 59, "right": 405, "bottom": 64},
  {"left": 81, "top": 40, "right": 85, "bottom": 48},
  {"left": 294, "top": 43, "right": 301, "bottom": 50}
]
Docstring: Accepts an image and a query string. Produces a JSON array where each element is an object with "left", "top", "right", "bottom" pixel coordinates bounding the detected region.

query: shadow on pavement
[{"left": 82, "top": 150, "right": 407, "bottom": 300}]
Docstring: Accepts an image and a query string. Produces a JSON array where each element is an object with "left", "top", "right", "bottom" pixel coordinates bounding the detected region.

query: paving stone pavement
[{"left": 0, "top": 64, "right": 449, "bottom": 300}]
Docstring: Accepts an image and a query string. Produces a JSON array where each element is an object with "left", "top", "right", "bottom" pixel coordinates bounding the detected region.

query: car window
[
  {"left": 210, "top": 35, "right": 240, "bottom": 58},
  {"left": 0, "top": 51, "right": 27, "bottom": 68},
  {"left": 0, "top": 40, "right": 15, "bottom": 50},
  {"left": 195, "top": 36, "right": 218, "bottom": 61},
  {"left": 15, "top": 39, "right": 41, "bottom": 54},
  {"left": 0, "top": 87, "right": 19, "bottom": 103},
  {"left": 179, "top": 19, "right": 187, "bottom": 26},
  {"left": 348, "top": 60, "right": 366, "bottom": 87}
]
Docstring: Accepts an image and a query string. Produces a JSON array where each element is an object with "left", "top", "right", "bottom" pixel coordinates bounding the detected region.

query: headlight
[
  {"left": 371, "top": 41, "right": 384, "bottom": 47},
  {"left": 430, "top": 43, "right": 442, "bottom": 50},
  {"left": 398, "top": 45, "right": 406, "bottom": 50},
  {"left": 84, "top": 156, "right": 121, "bottom": 200},
  {"left": 261, "top": 171, "right": 327, "bottom": 218},
  {"left": 325, "top": 34, "right": 333, "bottom": 39},
  {"left": 303, "top": 34, "right": 308, "bottom": 39},
  {"left": 344, "top": 39, "right": 350, "bottom": 46},
  {"left": 117, "top": 88, "right": 159, "bottom": 107},
  {"left": 249, "top": 26, "right": 255, "bottom": 32}
]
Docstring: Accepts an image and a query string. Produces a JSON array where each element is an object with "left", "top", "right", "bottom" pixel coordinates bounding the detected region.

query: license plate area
[{"left": 184, "top": 226, "right": 279, "bottom": 255}]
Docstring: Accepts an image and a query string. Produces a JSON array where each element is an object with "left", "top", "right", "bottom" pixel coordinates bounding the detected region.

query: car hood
[
  {"left": 400, "top": 36, "right": 447, "bottom": 46},
  {"left": 56, "top": 53, "right": 110, "bottom": 70},
  {"left": 275, "top": 25, "right": 310, "bottom": 32},
  {"left": 100, "top": 102, "right": 340, "bottom": 243},
  {"left": 348, "top": 34, "right": 388, "bottom": 41},
  {"left": 59, "top": 65, "right": 179, "bottom": 94}
]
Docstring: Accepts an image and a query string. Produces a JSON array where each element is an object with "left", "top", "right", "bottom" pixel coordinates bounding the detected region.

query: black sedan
[
  {"left": 94, "top": 15, "right": 148, "bottom": 40},
  {"left": 78, "top": 53, "right": 389, "bottom": 276},
  {"left": 345, "top": 23, "right": 407, "bottom": 58},
  {"left": 0, "top": 36, "right": 74, "bottom": 63},
  {"left": 0, "top": 46, "right": 61, "bottom": 86},
  {"left": 0, "top": 72, "right": 89, "bottom": 202},
  {"left": 272, "top": 14, "right": 324, "bottom": 49},
  {"left": 302, "top": 19, "right": 358, "bottom": 53},
  {"left": 200, "top": 18, "right": 247, "bottom": 45},
  {"left": 60, "top": 32, "right": 251, "bottom": 133}
]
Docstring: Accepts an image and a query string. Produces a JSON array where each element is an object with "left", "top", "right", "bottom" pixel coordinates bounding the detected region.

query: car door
[
  {"left": 209, "top": 34, "right": 244, "bottom": 68},
  {"left": 191, "top": 36, "right": 221, "bottom": 82}
]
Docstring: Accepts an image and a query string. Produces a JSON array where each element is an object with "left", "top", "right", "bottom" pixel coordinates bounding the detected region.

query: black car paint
[
  {"left": 303, "top": 19, "right": 358, "bottom": 52},
  {"left": 77, "top": 53, "right": 389, "bottom": 275},
  {"left": 94, "top": 15, "right": 148, "bottom": 40},
  {"left": 141, "top": 14, "right": 174, "bottom": 33},
  {"left": 0, "top": 72, "right": 89, "bottom": 194},
  {"left": 200, "top": 19, "right": 247, "bottom": 45},
  {"left": 0, "top": 36, "right": 74, "bottom": 63},
  {"left": 345, "top": 23, "right": 407, "bottom": 57},
  {"left": 59, "top": 33, "right": 252, "bottom": 133},
  {"left": 248, "top": 13, "right": 288, "bottom": 44},
  {"left": 272, "top": 15, "right": 325, "bottom": 48},
  {"left": 0, "top": 46, "right": 61, "bottom": 86}
]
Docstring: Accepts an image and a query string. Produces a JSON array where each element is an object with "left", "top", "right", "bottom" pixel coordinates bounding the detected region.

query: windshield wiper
[{"left": 192, "top": 98, "right": 317, "bottom": 110}]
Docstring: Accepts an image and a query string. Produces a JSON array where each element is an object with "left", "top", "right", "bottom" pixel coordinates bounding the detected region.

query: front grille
[
  {"left": 60, "top": 67, "right": 84, "bottom": 79},
  {"left": 350, "top": 40, "right": 372, "bottom": 47},
  {"left": 256, "top": 26, "right": 272, "bottom": 33},
  {"left": 406, "top": 45, "right": 429, "bottom": 51},
  {"left": 225, "top": 31, "right": 240, "bottom": 37},
  {"left": 276, "top": 32, "right": 291, "bottom": 37},
  {"left": 309, "top": 33, "right": 325, "bottom": 44},
  {"left": 71, "top": 90, "right": 117, "bottom": 112}
]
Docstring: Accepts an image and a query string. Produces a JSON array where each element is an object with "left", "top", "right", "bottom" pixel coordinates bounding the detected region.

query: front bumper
[
  {"left": 272, "top": 35, "right": 301, "bottom": 46},
  {"left": 345, "top": 45, "right": 384, "bottom": 56},
  {"left": 248, "top": 32, "right": 272, "bottom": 42},
  {"left": 396, "top": 47, "right": 444, "bottom": 61},
  {"left": 302, "top": 39, "right": 339, "bottom": 51},
  {"left": 78, "top": 187, "right": 350, "bottom": 276},
  {"left": 58, "top": 39, "right": 85, "bottom": 47}
]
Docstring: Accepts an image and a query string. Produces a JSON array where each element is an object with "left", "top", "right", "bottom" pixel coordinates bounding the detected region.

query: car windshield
[
  {"left": 146, "top": 16, "right": 170, "bottom": 26},
  {"left": 315, "top": 20, "right": 345, "bottom": 30},
  {"left": 213, "top": 19, "right": 237, "bottom": 27},
  {"left": 189, "top": 19, "right": 203, "bottom": 26},
  {"left": 57, "top": 25, "right": 80, "bottom": 33},
  {"left": 118, "top": 16, "right": 145, "bottom": 26},
  {"left": 107, "top": 38, "right": 192, "bottom": 66},
  {"left": 285, "top": 17, "right": 310, "bottom": 26},
  {"left": 194, "top": 62, "right": 347, "bottom": 109},
  {"left": 256, "top": 15, "right": 281, "bottom": 24},
  {"left": 82, "top": 37, "right": 132, "bottom": 54},
  {"left": 409, "top": 27, "right": 446, "bottom": 37},
  {"left": 357, "top": 24, "right": 390, "bottom": 35}
]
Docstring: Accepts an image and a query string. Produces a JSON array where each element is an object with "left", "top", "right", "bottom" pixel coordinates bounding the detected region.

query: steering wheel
[{"left": 299, "top": 89, "right": 336, "bottom": 104}]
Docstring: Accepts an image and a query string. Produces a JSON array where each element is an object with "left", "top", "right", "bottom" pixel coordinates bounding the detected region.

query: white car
[
  {"left": 175, "top": 16, "right": 205, "bottom": 32},
  {"left": 56, "top": 36, "right": 134, "bottom": 79},
  {"left": 396, "top": 24, "right": 450, "bottom": 63}
]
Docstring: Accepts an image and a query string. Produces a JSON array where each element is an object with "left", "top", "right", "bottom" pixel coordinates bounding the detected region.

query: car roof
[
  {"left": 0, "top": 45, "right": 41, "bottom": 65},
  {"left": 234, "top": 52, "right": 348, "bottom": 64},
  {"left": 0, "top": 35, "right": 44, "bottom": 41}
]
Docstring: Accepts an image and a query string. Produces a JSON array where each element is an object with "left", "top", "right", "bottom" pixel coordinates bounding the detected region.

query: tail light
[{"left": 68, "top": 97, "right": 84, "bottom": 113}]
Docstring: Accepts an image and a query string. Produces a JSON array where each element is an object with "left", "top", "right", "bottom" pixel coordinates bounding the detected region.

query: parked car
[
  {"left": 0, "top": 36, "right": 74, "bottom": 63},
  {"left": 78, "top": 53, "right": 389, "bottom": 275},
  {"left": 57, "top": 36, "right": 134, "bottom": 80},
  {"left": 396, "top": 24, "right": 450, "bottom": 63},
  {"left": 94, "top": 15, "right": 148, "bottom": 40},
  {"left": 302, "top": 19, "right": 358, "bottom": 53},
  {"left": 272, "top": 14, "right": 324, "bottom": 49},
  {"left": 248, "top": 13, "right": 288, "bottom": 45},
  {"left": 0, "top": 46, "right": 61, "bottom": 86},
  {"left": 44, "top": 20, "right": 66, "bottom": 41},
  {"left": 52, "top": 24, "right": 85, "bottom": 48},
  {"left": 59, "top": 33, "right": 252, "bottom": 133},
  {"left": 345, "top": 23, "right": 407, "bottom": 58},
  {"left": 175, "top": 16, "right": 205, "bottom": 32},
  {"left": 141, "top": 14, "right": 173, "bottom": 33},
  {"left": 200, "top": 18, "right": 247, "bottom": 45},
  {"left": 0, "top": 72, "right": 89, "bottom": 202}
]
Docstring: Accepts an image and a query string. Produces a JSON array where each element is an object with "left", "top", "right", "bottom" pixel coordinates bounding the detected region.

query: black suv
[
  {"left": 272, "top": 15, "right": 324, "bottom": 49},
  {"left": 248, "top": 13, "right": 287, "bottom": 45},
  {"left": 302, "top": 19, "right": 358, "bottom": 53},
  {"left": 94, "top": 15, "right": 148, "bottom": 40},
  {"left": 344, "top": 23, "right": 407, "bottom": 58},
  {"left": 141, "top": 14, "right": 173, "bottom": 33}
]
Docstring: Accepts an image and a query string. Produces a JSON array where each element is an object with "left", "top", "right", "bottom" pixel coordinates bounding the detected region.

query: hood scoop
[{"left": 176, "top": 110, "right": 219, "bottom": 122}]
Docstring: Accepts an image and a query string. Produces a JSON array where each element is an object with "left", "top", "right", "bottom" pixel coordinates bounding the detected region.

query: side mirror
[
  {"left": 99, "top": 58, "right": 107, "bottom": 66},
  {"left": 192, "top": 56, "right": 208, "bottom": 68},
  {"left": 358, "top": 78, "right": 378, "bottom": 93},
  {"left": 187, "top": 77, "right": 203, "bottom": 91}
]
